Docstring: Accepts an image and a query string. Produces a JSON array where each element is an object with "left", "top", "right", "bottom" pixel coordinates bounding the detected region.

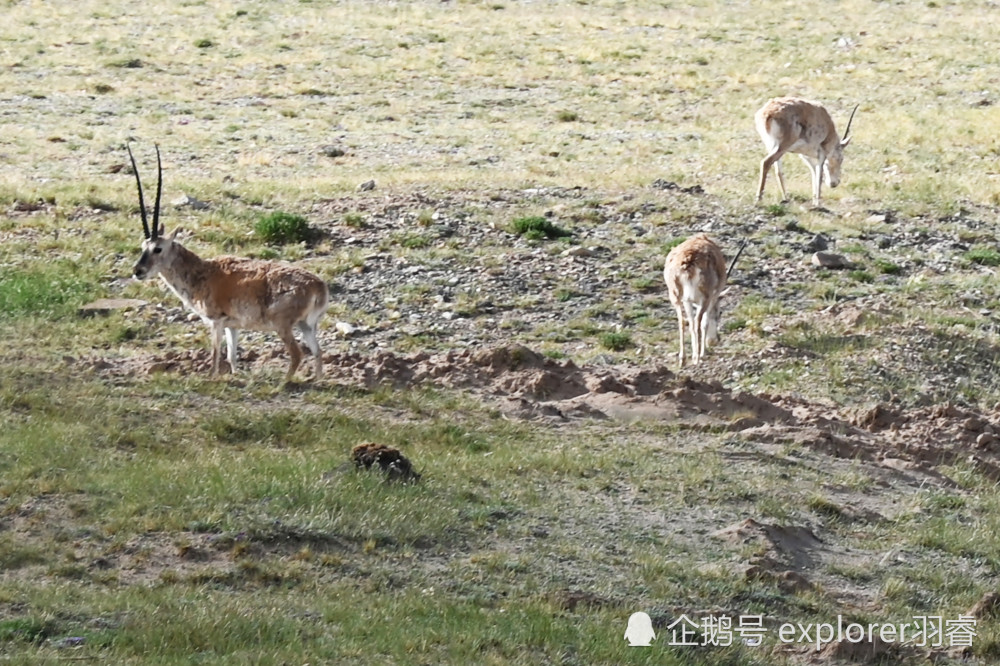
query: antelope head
[
  {"left": 825, "top": 104, "right": 859, "bottom": 189},
  {"left": 128, "top": 144, "right": 180, "bottom": 280}
]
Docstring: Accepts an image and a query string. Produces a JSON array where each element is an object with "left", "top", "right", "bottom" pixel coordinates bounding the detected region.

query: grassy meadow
[{"left": 4, "top": 0, "right": 1000, "bottom": 664}]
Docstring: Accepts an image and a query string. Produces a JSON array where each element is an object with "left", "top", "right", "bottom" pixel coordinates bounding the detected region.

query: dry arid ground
[{"left": 4, "top": 1, "right": 1000, "bottom": 664}]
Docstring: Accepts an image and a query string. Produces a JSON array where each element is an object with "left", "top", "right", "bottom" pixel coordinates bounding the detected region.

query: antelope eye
[{"left": 153, "top": 247, "right": 162, "bottom": 254}]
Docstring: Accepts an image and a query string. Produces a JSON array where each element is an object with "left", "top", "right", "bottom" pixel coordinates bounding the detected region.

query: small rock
[
  {"left": 171, "top": 194, "right": 210, "bottom": 210},
  {"left": 806, "top": 234, "right": 830, "bottom": 252},
  {"left": 963, "top": 416, "right": 986, "bottom": 432},
  {"left": 320, "top": 145, "right": 346, "bottom": 158},
  {"left": 811, "top": 251, "right": 852, "bottom": 269},
  {"left": 561, "top": 246, "right": 593, "bottom": 258},
  {"left": 357, "top": 179, "right": 376, "bottom": 192},
  {"left": 335, "top": 321, "right": 357, "bottom": 337},
  {"left": 976, "top": 432, "right": 998, "bottom": 450}
]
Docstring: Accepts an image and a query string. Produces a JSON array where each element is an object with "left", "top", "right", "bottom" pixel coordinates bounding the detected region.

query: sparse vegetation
[
  {"left": 875, "top": 259, "right": 902, "bottom": 275},
  {"left": 965, "top": 247, "right": 1000, "bottom": 267},
  {"left": 343, "top": 212, "right": 366, "bottom": 228},
  {"left": 598, "top": 330, "right": 632, "bottom": 351},
  {"left": 511, "top": 216, "right": 571, "bottom": 240}
]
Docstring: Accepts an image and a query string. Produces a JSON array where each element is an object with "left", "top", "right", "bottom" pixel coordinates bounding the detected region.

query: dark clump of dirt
[{"left": 352, "top": 442, "right": 421, "bottom": 483}]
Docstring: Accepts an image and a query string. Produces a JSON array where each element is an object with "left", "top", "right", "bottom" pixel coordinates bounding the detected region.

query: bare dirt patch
[{"left": 90, "top": 341, "right": 1000, "bottom": 489}]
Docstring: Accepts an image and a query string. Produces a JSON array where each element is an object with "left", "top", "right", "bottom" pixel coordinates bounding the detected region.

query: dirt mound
[
  {"left": 352, "top": 442, "right": 421, "bottom": 483},
  {"left": 714, "top": 518, "right": 825, "bottom": 593},
  {"left": 87, "top": 342, "right": 1000, "bottom": 483}
]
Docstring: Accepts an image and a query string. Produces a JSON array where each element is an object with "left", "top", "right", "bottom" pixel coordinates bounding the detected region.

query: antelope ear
[
  {"left": 841, "top": 136, "right": 852, "bottom": 148},
  {"left": 166, "top": 225, "right": 182, "bottom": 240}
]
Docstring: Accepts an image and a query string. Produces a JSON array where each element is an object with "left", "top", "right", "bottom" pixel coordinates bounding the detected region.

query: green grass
[
  {"left": 598, "top": 331, "right": 632, "bottom": 352},
  {"left": 0, "top": 263, "right": 97, "bottom": 318},
  {"left": 965, "top": 247, "right": 1000, "bottom": 267},
  {"left": 875, "top": 259, "right": 902, "bottom": 275},
  {"left": 343, "top": 212, "right": 366, "bottom": 228},
  {"left": 254, "top": 212, "right": 315, "bottom": 245},
  {"left": 511, "top": 216, "right": 571, "bottom": 240}
]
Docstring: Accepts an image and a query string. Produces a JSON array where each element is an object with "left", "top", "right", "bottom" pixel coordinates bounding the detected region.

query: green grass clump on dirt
[
  {"left": 598, "top": 331, "right": 632, "bottom": 352},
  {"left": 254, "top": 212, "right": 315, "bottom": 245},
  {"left": 965, "top": 247, "right": 1000, "bottom": 267},
  {"left": 511, "top": 216, "right": 571, "bottom": 240}
]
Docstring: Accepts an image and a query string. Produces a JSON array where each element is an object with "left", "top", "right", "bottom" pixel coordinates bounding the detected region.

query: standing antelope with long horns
[
  {"left": 128, "top": 144, "right": 329, "bottom": 381},
  {"left": 755, "top": 97, "right": 858, "bottom": 207},
  {"left": 664, "top": 234, "right": 741, "bottom": 367}
]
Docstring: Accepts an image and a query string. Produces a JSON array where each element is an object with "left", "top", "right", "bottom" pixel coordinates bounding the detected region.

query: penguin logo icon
[{"left": 624, "top": 612, "right": 656, "bottom": 647}]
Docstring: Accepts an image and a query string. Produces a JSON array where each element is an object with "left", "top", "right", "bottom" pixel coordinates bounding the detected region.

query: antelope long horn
[
  {"left": 727, "top": 238, "right": 748, "bottom": 279},
  {"left": 843, "top": 104, "right": 859, "bottom": 140},
  {"left": 126, "top": 143, "right": 151, "bottom": 240},
  {"left": 152, "top": 144, "right": 162, "bottom": 239}
]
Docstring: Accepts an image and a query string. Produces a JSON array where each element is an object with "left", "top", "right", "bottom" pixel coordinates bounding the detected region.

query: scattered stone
[
  {"left": 805, "top": 233, "right": 830, "bottom": 252},
  {"left": 357, "top": 179, "right": 376, "bottom": 192},
  {"left": 335, "top": 321, "right": 357, "bottom": 337},
  {"left": 811, "top": 251, "right": 852, "bottom": 269},
  {"left": 171, "top": 194, "right": 210, "bottom": 210},
  {"left": 650, "top": 179, "right": 704, "bottom": 194}
]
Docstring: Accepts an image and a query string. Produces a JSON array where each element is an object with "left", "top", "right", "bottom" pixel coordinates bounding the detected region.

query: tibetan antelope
[
  {"left": 127, "top": 144, "right": 329, "bottom": 381},
  {"left": 664, "top": 234, "right": 740, "bottom": 367},
  {"left": 755, "top": 97, "right": 858, "bottom": 207}
]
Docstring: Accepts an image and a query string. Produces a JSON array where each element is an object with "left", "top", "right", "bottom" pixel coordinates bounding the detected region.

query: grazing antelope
[
  {"left": 127, "top": 144, "right": 329, "bottom": 381},
  {"left": 755, "top": 97, "right": 858, "bottom": 207},
  {"left": 664, "top": 234, "right": 735, "bottom": 367}
]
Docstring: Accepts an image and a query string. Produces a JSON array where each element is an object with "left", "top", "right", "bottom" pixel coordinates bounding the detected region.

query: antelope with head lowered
[
  {"left": 755, "top": 97, "right": 858, "bottom": 207},
  {"left": 128, "top": 144, "right": 329, "bottom": 381},
  {"left": 664, "top": 234, "right": 742, "bottom": 367}
]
